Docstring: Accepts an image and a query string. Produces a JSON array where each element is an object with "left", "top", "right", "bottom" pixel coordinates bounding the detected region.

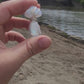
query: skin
[{"left": 0, "top": 0, "right": 51, "bottom": 84}]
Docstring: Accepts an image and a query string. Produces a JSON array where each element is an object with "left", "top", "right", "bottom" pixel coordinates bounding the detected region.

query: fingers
[
  {"left": 4, "top": 17, "right": 30, "bottom": 32},
  {"left": 11, "top": 35, "right": 51, "bottom": 62},
  {"left": 0, "top": 0, "right": 39, "bottom": 24},
  {"left": 5, "top": 31, "right": 25, "bottom": 43}
]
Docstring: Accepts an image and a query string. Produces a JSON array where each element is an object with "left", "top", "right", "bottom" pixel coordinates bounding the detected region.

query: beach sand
[{"left": 8, "top": 24, "right": 84, "bottom": 84}]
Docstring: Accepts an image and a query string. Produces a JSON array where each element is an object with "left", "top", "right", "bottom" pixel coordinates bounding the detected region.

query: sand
[{"left": 7, "top": 24, "right": 84, "bottom": 84}]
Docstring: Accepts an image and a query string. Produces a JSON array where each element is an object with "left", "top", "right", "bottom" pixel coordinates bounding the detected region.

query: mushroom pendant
[{"left": 24, "top": 6, "right": 42, "bottom": 36}]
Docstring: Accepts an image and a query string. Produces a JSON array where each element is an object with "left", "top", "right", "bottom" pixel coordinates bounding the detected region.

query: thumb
[
  {"left": 0, "top": 35, "right": 51, "bottom": 84},
  {"left": 11, "top": 35, "right": 51, "bottom": 63}
]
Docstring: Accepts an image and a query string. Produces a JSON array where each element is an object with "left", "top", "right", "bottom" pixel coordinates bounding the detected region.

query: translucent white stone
[
  {"left": 24, "top": 6, "right": 42, "bottom": 37},
  {"left": 29, "top": 21, "right": 41, "bottom": 36}
]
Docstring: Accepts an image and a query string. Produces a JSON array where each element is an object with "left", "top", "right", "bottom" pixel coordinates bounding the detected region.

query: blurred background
[{"left": 37, "top": 0, "right": 84, "bottom": 39}]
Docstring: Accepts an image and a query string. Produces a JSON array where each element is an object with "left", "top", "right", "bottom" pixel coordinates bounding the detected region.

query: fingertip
[
  {"left": 37, "top": 4, "right": 40, "bottom": 8},
  {"left": 37, "top": 35, "right": 52, "bottom": 49},
  {"left": 5, "top": 31, "right": 26, "bottom": 43}
]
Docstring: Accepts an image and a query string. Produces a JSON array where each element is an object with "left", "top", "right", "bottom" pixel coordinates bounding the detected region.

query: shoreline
[{"left": 39, "top": 22, "right": 84, "bottom": 44}]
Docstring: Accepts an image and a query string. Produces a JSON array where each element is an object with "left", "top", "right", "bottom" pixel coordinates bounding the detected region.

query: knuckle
[
  {"left": 26, "top": 40, "right": 35, "bottom": 56},
  {"left": 33, "top": 0, "right": 38, "bottom": 6}
]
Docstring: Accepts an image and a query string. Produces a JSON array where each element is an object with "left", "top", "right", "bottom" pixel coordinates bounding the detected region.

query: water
[{"left": 39, "top": 9, "right": 84, "bottom": 39}]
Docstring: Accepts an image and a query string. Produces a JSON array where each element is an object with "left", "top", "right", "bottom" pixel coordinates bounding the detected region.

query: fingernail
[{"left": 38, "top": 37, "right": 51, "bottom": 49}]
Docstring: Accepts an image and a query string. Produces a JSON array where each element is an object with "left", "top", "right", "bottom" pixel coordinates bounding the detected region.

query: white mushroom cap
[{"left": 24, "top": 6, "right": 42, "bottom": 19}]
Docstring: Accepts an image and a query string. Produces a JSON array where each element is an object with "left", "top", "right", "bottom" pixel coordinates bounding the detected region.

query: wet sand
[{"left": 8, "top": 24, "right": 84, "bottom": 84}]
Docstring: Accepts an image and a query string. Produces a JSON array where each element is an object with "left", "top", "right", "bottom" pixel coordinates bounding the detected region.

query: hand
[{"left": 0, "top": 0, "right": 51, "bottom": 84}]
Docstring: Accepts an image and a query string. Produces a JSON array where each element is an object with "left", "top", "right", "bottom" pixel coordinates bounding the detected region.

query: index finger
[{"left": 0, "top": 0, "right": 38, "bottom": 24}]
